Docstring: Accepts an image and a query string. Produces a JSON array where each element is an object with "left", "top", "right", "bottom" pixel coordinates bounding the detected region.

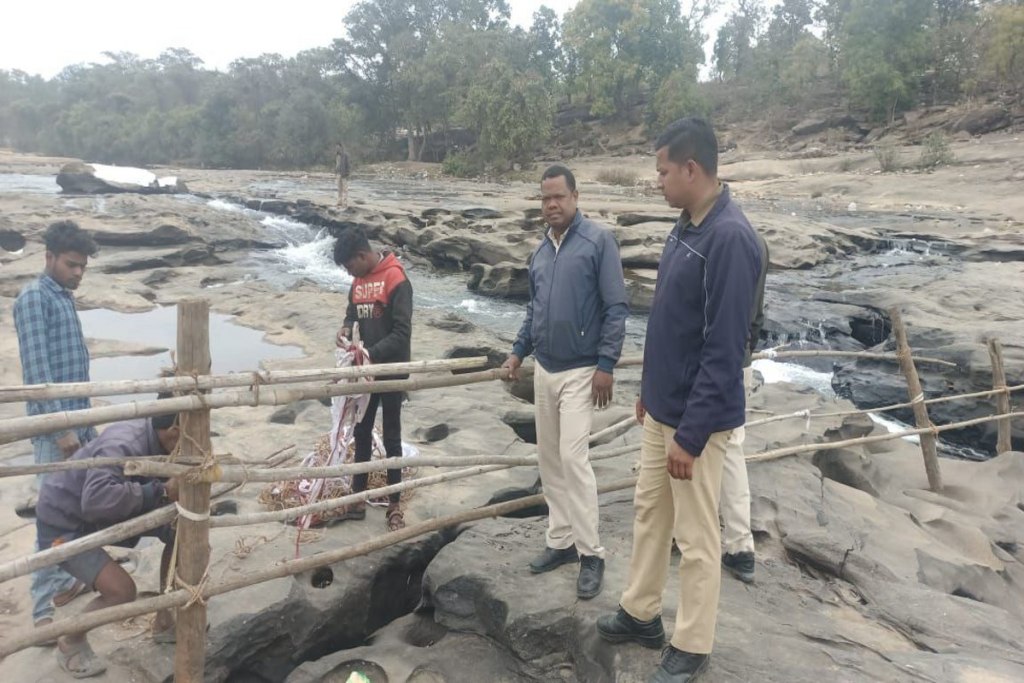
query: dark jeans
[{"left": 353, "top": 391, "right": 403, "bottom": 504}]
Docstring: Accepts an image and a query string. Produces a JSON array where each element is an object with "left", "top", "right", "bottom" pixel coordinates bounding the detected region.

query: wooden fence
[{"left": 0, "top": 300, "right": 1017, "bottom": 680}]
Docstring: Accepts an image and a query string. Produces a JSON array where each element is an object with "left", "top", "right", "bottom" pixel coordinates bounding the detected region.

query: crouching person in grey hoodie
[{"left": 35, "top": 406, "right": 182, "bottom": 678}]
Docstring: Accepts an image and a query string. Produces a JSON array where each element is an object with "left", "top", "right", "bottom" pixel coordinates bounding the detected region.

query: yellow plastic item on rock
[{"left": 345, "top": 673, "right": 371, "bottom": 683}]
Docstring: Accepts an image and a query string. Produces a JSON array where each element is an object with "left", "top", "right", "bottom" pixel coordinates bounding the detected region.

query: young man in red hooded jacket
[{"left": 333, "top": 228, "right": 413, "bottom": 530}]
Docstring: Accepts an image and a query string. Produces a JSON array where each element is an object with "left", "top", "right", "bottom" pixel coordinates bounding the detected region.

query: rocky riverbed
[{"left": 0, "top": 136, "right": 1022, "bottom": 682}]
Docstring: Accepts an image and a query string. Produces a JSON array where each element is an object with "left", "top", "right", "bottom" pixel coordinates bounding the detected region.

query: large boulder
[
  {"left": 56, "top": 162, "right": 188, "bottom": 194},
  {"left": 951, "top": 105, "right": 1011, "bottom": 136},
  {"left": 467, "top": 262, "right": 530, "bottom": 300}
]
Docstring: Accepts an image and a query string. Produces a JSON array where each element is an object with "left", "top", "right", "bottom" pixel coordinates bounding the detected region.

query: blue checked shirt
[{"left": 13, "top": 274, "right": 92, "bottom": 431}]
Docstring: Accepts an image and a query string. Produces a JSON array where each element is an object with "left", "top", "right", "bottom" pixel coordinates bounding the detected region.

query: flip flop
[
  {"left": 53, "top": 579, "right": 88, "bottom": 607},
  {"left": 56, "top": 641, "right": 107, "bottom": 679}
]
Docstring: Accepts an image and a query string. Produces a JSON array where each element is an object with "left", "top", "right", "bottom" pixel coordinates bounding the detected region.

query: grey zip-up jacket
[
  {"left": 512, "top": 211, "right": 629, "bottom": 373},
  {"left": 36, "top": 419, "right": 170, "bottom": 533}
]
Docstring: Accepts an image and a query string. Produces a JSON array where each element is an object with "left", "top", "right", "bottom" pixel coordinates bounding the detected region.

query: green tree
[
  {"left": 459, "top": 59, "right": 554, "bottom": 166},
  {"left": 563, "top": 0, "right": 703, "bottom": 117}
]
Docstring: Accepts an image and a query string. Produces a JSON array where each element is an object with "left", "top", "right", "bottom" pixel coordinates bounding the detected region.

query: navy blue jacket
[
  {"left": 512, "top": 211, "right": 629, "bottom": 374},
  {"left": 642, "top": 186, "right": 762, "bottom": 456}
]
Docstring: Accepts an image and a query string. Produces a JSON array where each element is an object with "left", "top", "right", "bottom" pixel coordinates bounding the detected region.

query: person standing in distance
[
  {"left": 503, "top": 164, "right": 630, "bottom": 600},
  {"left": 597, "top": 118, "right": 762, "bottom": 683}
]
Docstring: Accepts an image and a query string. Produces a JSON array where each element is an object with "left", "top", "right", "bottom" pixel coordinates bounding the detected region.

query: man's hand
[
  {"left": 501, "top": 354, "right": 522, "bottom": 381},
  {"left": 56, "top": 432, "right": 81, "bottom": 459},
  {"left": 592, "top": 370, "right": 613, "bottom": 408},
  {"left": 336, "top": 327, "right": 352, "bottom": 348},
  {"left": 635, "top": 398, "right": 646, "bottom": 425},
  {"left": 164, "top": 478, "right": 180, "bottom": 503},
  {"left": 667, "top": 440, "right": 697, "bottom": 480}
]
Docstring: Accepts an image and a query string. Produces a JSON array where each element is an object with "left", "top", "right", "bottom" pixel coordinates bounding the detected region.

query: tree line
[{"left": 0, "top": 0, "right": 1021, "bottom": 173}]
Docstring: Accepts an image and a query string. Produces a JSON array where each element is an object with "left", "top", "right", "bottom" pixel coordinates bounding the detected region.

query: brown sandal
[{"left": 386, "top": 504, "right": 405, "bottom": 531}]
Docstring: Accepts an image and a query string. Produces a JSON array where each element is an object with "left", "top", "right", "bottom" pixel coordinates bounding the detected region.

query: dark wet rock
[
  {"left": 427, "top": 313, "right": 475, "bottom": 334},
  {"left": 91, "top": 224, "right": 193, "bottom": 247},
  {"left": 270, "top": 402, "right": 306, "bottom": 425},
  {"left": 100, "top": 246, "right": 227, "bottom": 274},
  {"left": 141, "top": 270, "right": 176, "bottom": 287},
  {"left": 0, "top": 230, "right": 26, "bottom": 252},
  {"left": 503, "top": 373, "right": 534, "bottom": 404},
  {"left": 467, "top": 262, "right": 530, "bottom": 300},
  {"left": 285, "top": 614, "right": 542, "bottom": 683},
  {"left": 460, "top": 208, "right": 503, "bottom": 220},
  {"left": 501, "top": 410, "right": 537, "bottom": 444},
  {"left": 483, "top": 478, "right": 547, "bottom": 519},
  {"left": 113, "top": 528, "right": 451, "bottom": 683},
  {"left": 616, "top": 212, "right": 676, "bottom": 227},
  {"left": 415, "top": 423, "right": 452, "bottom": 443},
  {"left": 56, "top": 161, "right": 188, "bottom": 194}
]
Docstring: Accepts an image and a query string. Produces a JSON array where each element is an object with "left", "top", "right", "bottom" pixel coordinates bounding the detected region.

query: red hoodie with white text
[{"left": 344, "top": 251, "right": 412, "bottom": 365}]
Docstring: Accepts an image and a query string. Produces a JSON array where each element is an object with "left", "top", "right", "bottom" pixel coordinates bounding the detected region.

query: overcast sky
[{"left": 0, "top": 1, "right": 587, "bottom": 77}]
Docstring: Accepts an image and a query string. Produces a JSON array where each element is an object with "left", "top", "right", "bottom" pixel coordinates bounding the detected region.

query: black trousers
[{"left": 352, "top": 391, "right": 403, "bottom": 504}]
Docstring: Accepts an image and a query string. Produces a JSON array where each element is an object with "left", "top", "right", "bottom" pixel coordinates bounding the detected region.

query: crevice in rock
[{"left": 951, "top": 587, "right": 982, "bottom": 602}]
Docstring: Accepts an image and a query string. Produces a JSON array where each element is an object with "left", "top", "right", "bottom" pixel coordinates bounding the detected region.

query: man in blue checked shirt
[{"left": 14, "top": 220, "right": 99, "bottom": 632}]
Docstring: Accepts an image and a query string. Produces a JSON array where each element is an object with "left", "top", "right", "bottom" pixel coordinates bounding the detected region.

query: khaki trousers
[
  {"left": 620, "top": 416, "right": 730, "bottom": 654},
  {"left": 720, "top": 366, "right": 755, "bottom": 554},
  {"left": 534, "top": 364, "right": 604, "bottom": 558}
]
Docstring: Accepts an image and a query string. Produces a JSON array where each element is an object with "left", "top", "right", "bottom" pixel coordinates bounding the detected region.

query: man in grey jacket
[
  {"left": 35, "top": 412, "right": 181, "bottom": 678},
  {"left": 503, "top": 164, "right": 629, "bottom": 599}
]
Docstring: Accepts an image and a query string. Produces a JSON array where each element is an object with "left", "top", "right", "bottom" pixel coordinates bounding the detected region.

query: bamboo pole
[
  {"left": 129, "top": 441, "right": 640, "bottom": 484},
  {"left": 746, "top": 411, "right": 1024, "bottom": 463},
  {"left": 0, "top": 357, "right": 488, "bottom": 403},
  {"left": 588, "top": 415, "right": 638, "bottom": 443},
  {"left": 749, "top": 349, "right": 956, "bottom": 367},
  {"left": 617, "top": 349, "right": 956, "bottom": 368},
  {"left": 0, "top": 477, "right": 639, "bottom": 658},
  {"left": 0, "top": 481, "right": 240, "bottom": 584},
  {"left": 0, "top": 368, "right": 511, "bottom": 445},
  {"left": 174, "top": 300, "right": 212, "bottom": 683},
  {"left": 890, "top": 308, "right": 942, "bottom": 492},
  {"left": 745, "top": 382, "right": 1024, "bottom": 429},
  {"left": 0, "top": 449, "right": 293, "bottom": 585},
  {"left": 211, "top": 444, "right": 638, "bottom": 528},
  {"left": 987, "top": 339, "right": 1013, "bottom": 454}
]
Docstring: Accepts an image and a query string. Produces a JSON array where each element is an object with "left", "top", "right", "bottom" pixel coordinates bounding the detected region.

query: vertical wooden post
[
  {"left": 889, "top": 308, "right": 943, "bottom": 492},
  {"left": 175, "top": 300, "right": 212, "bottom": 682},
  {"left": 987, "top": 338, "right": 1012, "bottom": 454}
]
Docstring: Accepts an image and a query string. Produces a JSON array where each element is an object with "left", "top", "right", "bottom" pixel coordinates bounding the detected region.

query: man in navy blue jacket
[
  {"left": 597, "top": 118, "right": 762, "bottom": 683},
  {"left": 503, "top": 164, "right": 629, "bottom": 600}
]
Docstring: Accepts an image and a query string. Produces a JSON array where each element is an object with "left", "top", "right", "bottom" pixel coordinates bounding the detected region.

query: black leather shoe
[
  {"left": 529, "top": 545, "right": 578, "bottom": 574},
  {"left": 577, "top": 555, "right": 604, "bottom": 599},
  {"left": 596, "top": 606, "right": 665, "bottom": 649},
  {"left": 722, "top": 551, "right": 755, "bottom": 584},
  {"left": 648, "top": 646, "right": 709, "bottom": 683}
]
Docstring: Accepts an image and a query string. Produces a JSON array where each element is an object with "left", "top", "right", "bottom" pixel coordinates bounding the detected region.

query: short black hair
[
  {"left": 43, "top": 220, "right": 98, "bottom": 257},
  {"left": 541, "top": 164, "right": 576, "bottom": 192},
  {"left": 655, "top": 117, "right": 719, "bottom": 176},
  {"left": 333, "top": 228, "right": 372, "bottom": 265},
  {"left": 152, "top": 392, "right": 179, "bottom": 431}
]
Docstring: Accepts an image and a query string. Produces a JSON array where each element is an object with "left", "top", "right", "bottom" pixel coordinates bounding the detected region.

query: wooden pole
[
  {"left": 0, "top": 368, "right": 511, "bottom": 445},
  {"left": 890, "top": 308, "right": 942, "bottom": 491},
  {"left": 746, "top": 410, "right": 1024, "bottom": 463},
  {"left": 174, "top": 300, "right": 212, "bottom": 683},
  {"left": 987, "top": 338, "right": 1013, "bottom": 454},
  {"left": 2, "top": 477, "right": 638, "bottom": 658},
  {"left": 0, "top": 357, "right": 488, "bottom": 404},
  {"left": 210, "top": 444, "right": 638, "bottom": 528},
  {"left": 0, "top": 451, "right": 291, "bottom": 584}
]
